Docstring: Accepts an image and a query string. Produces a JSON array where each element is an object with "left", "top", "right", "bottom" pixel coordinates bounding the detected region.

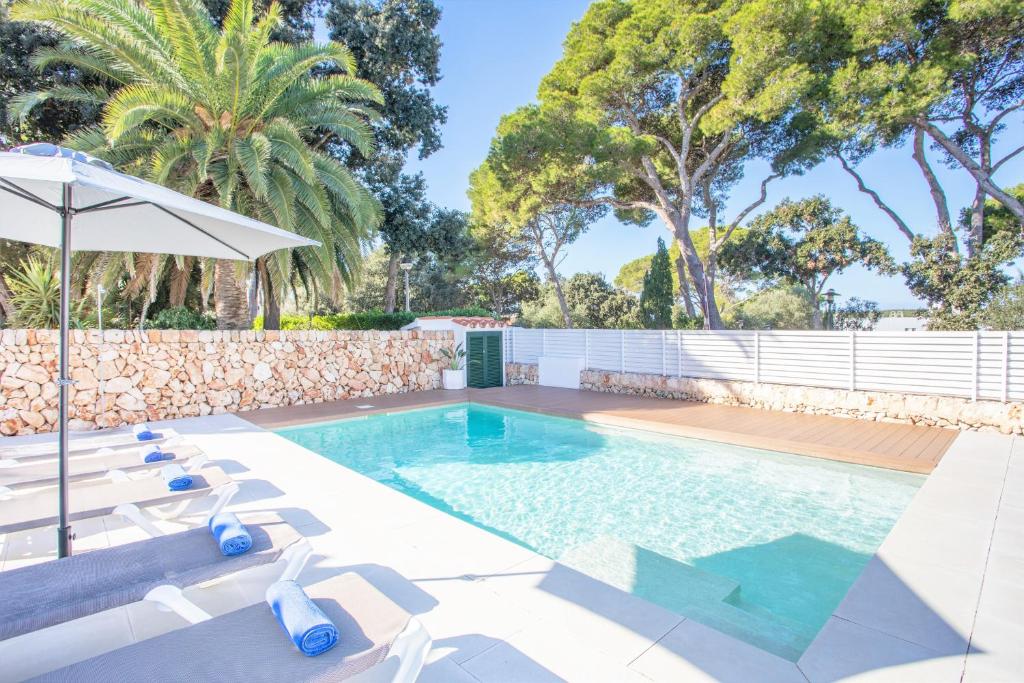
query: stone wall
[
  {"left": 505, "top": 362, "right": 538, "bottom": 386},
  {"left": 0, "top": 328, "right": 453, "bottom": 435},
  {"left": 505, "top": 363, "right": 1023, "bottom": 435}
]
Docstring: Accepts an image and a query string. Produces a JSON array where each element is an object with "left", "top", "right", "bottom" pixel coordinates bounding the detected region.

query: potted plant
[{"left": 440, "top": 343, "right": 467, "bottom": 390}]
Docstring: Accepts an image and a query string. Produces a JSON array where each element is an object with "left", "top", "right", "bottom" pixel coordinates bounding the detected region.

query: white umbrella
[{"left": 0, "top": 144, "right": 318, "bottom": 557}]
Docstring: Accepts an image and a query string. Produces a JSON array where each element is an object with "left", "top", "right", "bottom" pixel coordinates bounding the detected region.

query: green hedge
[
  {"left": 254, "top": 308, "right": 496, "bottom": 331},
  {"left": 149, "top": 306, "right": 217, "bottom": 330}
]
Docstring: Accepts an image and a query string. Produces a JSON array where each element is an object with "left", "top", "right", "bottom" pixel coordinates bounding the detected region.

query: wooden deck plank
[
  {"left": 468, "top": 386, "right": 952, "bottom": 474},
  {"left": 895, "top": 424, "right": 944, "bottom": 458}
]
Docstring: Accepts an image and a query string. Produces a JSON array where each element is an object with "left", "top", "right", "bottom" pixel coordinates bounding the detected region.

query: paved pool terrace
[{"left": 1, "top": 387, "right": 1020, "bottom": 681}]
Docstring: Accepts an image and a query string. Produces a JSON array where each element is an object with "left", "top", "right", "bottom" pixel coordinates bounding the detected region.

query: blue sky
[{"left": 375, "top": 0, "right": 1022, "bottom": 310}]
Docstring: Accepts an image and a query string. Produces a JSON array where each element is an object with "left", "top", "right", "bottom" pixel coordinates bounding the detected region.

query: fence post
[
  {"left": 972, "top": 331, "right": 979, "bottom": 401},
  {"left": 510, "top": 327, "right": 515, "bottom": 363},
  {"left": 677, "top": 330, "right": 682, "bottom": 377},
  {"left": 584, "top": 329, "right": 590, "bottom": 370},
  {"left": 661, "top": 330, "right": 667, "bottom": 376},
  {"left": 620, "top": 330, "right": 625, "bottom": 374},
  {"left": 541, "top": 329, "right": 546, "bottom": 358},
  {"left": 754, "top": 332, "right": 760, "bottom": 384},
  {"left": 1003, "top": 331, "right": 1010, "bottom": 403},
  {"left": 848, "top": 331, "right": 856, "bottom": 391}
]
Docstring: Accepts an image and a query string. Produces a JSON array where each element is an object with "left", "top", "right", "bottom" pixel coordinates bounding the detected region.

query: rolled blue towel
[
  {"left": 161, "top": 463, "right": 192, "bottom": 491},
  {"left": 133, "top": 423, "right": 155, "bottom": 441},
  {"left": 140, "top": 444, "right": 167, "bottom": 464},
  {"left": 208, "top": 512, "right": 252, "bottom": 556},
  {"left": 266, "top": 580, "right": 339, "bottom": 657}
]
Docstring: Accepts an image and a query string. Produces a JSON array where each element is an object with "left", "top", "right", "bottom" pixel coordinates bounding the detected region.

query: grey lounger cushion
[
  {"left": 0, "top": 465, "right": 231, "bottom": 534},
  {"left": 0, "top": 428, "right": 179, "bottom": 461},
  {"left": 31, "top": 572, "right": 412, "bottom": 682},
  {"left": 0, "top": 512, "right": 300, "bottom": 641},
  {"left": 0, "top": 444, "right": 203, "bottom": 489}
]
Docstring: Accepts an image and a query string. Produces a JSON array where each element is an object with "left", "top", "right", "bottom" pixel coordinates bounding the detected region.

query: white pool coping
[{"left": 1, "top": 414, "right": 1020, "bottom": 681}]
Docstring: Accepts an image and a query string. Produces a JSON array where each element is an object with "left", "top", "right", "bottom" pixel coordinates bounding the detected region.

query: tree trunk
[
  {"left": 167, "top": 257, "right": 192, "bottom": 308},
  {"left": 384, "top": 251, "right": 400, "bottom": 313},
  {"left": 968, "top": 185, "right": 986, "bottom": 257},
  {"left": 922, "top": 121, "right": 1024, "bottom": 226},
  {"left": 839, "top": 154, "right": 916, "bottom": 242},
  {"left": 811, "top": 303, "right": 823, "bottom": 330},
  {"left": 214, "top": 259, "right": 251, "bottom": 330},
  {"left": 247, "top": 269, "right": 260, "bottom": 323},
  {"left": 0, "top": 272, "right": 14, "bottom": 321},
  {"left": 912, "top": 127, "right": 954, "bottom": 241},
  {"left": 541, "top": 253, "right": 573, "bottom": 328},
  {"left": 674, "top": 228, "right": 723, "bottom": 329},
  {"left": 258, "top": 259, "right": 281, "bottom": 330},
  {"left": 673, "top": 253, "right": 696, "bottom": 317},
  {"left": 966, "top": 135, "right": 991, "bottom": 257}
]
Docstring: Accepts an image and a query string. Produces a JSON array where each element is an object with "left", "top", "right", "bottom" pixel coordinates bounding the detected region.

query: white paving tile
[
  {"left": 480, "top": 555, "right": 684, "bottom": 666},
  {"left": 629, "top": 618, "right": 804, "bottom": 683},
  {"left": 833, "top": 555, "right": 977, "bottom": 655},
  {"left": 460, "top": 625, "right": 653, "bottom": 683},
  {"left": 359, "top": 566, "right": 535, "bottom": 666},
  {"left": 962, "top": 576, "right": 1024, "bottom": 682},
  {"left": 798, "top": 617, "right": 965, "bottom": 683},
  {"left": 415, "top": 655, "right": 481, "bottom": 683},
  {"left": 906, "top": 474, "right": 1004, "bottom": 522},
  {"left": 876, "top": 507, "right": 992, "bottom": 577}
]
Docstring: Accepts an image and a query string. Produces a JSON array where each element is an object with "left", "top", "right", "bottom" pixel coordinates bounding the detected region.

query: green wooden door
[{"left": 467, "top": 331, "right": 503, "bottom": 388}]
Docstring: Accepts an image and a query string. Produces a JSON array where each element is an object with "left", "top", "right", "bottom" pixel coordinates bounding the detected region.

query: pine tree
[{"left": 640, "top": 237, "right": 674, "bottom": 329}]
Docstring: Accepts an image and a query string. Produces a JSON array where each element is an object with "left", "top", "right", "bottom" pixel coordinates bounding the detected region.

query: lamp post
[
  {"left": 823, "top": 288, "right": 838, "bottom": 330},
  {"left": 400, "top": 261, "right": 413, "bottom": 313}
]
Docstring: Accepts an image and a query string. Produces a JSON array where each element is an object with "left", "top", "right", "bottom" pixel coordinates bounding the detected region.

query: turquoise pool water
[{"left": 278, "top": 404, "right": 923, "bottom": 660}]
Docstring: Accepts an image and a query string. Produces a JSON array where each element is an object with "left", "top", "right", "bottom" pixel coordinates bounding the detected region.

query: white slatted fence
[{"left": 504, "top": 328, "right": 1024, "bottom": 402}]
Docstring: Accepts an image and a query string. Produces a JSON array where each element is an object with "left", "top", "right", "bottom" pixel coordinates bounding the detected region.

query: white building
[
  {"left": 401, "top": 316, "right": 507, "bottom": 388},
  {"left": 874, "top": 314, "right": 928, "bottom": 332}
]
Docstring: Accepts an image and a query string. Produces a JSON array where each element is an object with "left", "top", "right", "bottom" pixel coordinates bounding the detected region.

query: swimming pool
[{"left": 277, "top": 404, "right": 923, "bottom": 660}]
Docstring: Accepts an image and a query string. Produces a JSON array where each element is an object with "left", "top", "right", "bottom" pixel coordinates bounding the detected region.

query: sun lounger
[
  {"left": 0, "top": 464, "right": 234, "bottom": 535},
  {"left": 28, "top": 572, "right": 431, "bottom": 683},
  {"left": 0, "top": 428, "right": 181, "bottom": 462},
  {"left": 0, "top": 444, "right": 205, "bottom": 489},
  {"left": 0, "top": 513, "right": 308, "bottom": 642}
]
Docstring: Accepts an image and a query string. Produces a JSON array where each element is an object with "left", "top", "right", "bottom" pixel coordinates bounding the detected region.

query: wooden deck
[{"left": 243, "top": 385, "right": 957, "bottom": 474}]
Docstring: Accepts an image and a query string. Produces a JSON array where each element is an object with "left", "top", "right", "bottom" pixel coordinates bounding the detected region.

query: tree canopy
[
  {"left": 11, "top": 0, "right": 383, "bottom": 328},
  {"left": 718, "top": 196, "right": 892, "bottom": 327},
  {"left": 470, "top": 112, "right": 607, "bottom": 327},
  {"left": 0, "top": 0, "right": 313, "bottom": 142},
  {"left": 326, "top": 0, "right": 446, "bottom": 165},
  {"left": 483, "top": 0, "right": 842, "bottom": 328}
]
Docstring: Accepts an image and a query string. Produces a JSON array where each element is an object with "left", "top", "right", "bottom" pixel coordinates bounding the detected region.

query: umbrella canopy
[
  {"left": 0, "top": 144, "right": 319, "bottom": 558},
  {"left": 0, "top": 145, "right": 315, "bottom": 259}
]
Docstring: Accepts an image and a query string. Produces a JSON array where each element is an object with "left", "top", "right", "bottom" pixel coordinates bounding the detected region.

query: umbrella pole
[{"left": 57, "top": 182, "right": 73, "bottom": 558}]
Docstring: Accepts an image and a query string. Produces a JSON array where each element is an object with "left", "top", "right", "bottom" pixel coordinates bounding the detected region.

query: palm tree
[{"left": 12, "top": 0, "right": 382, "bottom": 329}]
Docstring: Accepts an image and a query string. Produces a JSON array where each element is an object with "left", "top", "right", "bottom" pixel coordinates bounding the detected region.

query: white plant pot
[{"left": 442, "top": 368, "right": 466, "bottom": 390}]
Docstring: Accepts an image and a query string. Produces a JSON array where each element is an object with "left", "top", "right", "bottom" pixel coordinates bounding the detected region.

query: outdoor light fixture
[
  {"left": 400, "top": 261, "right": 413, "bottom": 313},
  {"left": 823, "top": 288, "right": 839, "bottom": 330}
]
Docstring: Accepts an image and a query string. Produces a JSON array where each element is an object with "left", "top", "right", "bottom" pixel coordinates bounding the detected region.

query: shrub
[
  {"left": 8, "top": 257, "right": 61, "bottom": 328},
  {"left": 150, "top": 306, "right": 216, "bottom": 330},
  {"left": 672, "top": 308, "right": 704, "bottom": 330},
  {"left": 254, "top": 307, "right": 497, "bottom": 331}
]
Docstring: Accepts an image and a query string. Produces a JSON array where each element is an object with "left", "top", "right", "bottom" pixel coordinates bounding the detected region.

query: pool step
[
  {"left": 557, "top": 537, "right": 810, "bottom": 661},
  {"left": 558, "top": 536, "right": 742, "bottom": 607}
]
